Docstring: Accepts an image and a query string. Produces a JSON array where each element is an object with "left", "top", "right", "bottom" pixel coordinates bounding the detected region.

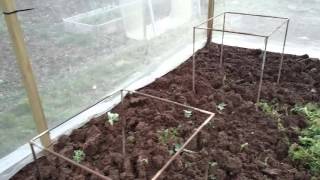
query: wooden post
[
  {"left": 206, "top": 0, "right": 214, "bottom": 46},
  {"left": 0, "top": 0, "right": 51, "bottom": 147}
]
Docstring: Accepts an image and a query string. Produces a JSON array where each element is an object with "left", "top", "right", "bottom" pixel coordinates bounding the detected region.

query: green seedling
[
  {"left": 257, "top": 101, "right": 285, "bottom": 131},
  {"left": 139, "top": 158, "right": 149, "bottom": 165},
  {"left": 209, "top": 161, "right": 218, "bottom": 167},
  {"left": 169, "top": 143, "right": 183, "bottom": 155},
  {"left": 183, "top": 110, "right": 193, "bottom": 118},
  {"left": 240, "top": 142, "right": 249, "bottom": 151},
  {"left": 107, "top": 112, "right": 119, "bottom": 126},
  {"left": 257, "top": 102, "right": 279, "bottom": 117},
  {"left": 174, "top": 143, "right": 182, "bottom": 152},
  {"left": 217, "top": 102, "right": 227, "bottom": 111},
  {"left": 73, "top": 149, "right": 85, "bottom": 163},
  {"left": 158, "top": 128, "right": 178, "bottom": 145}
]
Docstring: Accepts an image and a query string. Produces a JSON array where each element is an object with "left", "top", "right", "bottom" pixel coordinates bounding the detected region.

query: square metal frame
[
  {"left": 29, "top": 89, "right": 215, "bottom": 180},
  {"left": 192, "top": 11, "right": 290, "bottom": 103}
]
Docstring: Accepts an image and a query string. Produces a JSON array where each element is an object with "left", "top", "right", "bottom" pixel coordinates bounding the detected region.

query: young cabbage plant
[
  {"left": 217, "top": 102, "right": 227, "bottom": 111},
  {"left": 73, "top": 149, "right": 85, "bottom": 163},
  {"left": 183, "top": 110, "right": 193, "bottom": 118},
  {"left": 107, "top": 112, "right": 119, "bottom": 126}
]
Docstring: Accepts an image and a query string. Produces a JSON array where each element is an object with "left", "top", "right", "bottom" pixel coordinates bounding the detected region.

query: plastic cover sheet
[
  {"left": 0, "top": 9, "right": 38, "bottom": 167},
  {"left": 14, "top": 0, "right": 206, "bottom": 128},
  {"left": 213, "top": 0, "right": 320, "bottom": 58},
  {"left": 0, "top": 0, "right": 207, "bottom": 179}
]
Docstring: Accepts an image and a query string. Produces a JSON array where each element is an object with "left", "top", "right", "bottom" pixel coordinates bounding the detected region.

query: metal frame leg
[
  {"left": 277, "top": 19, "right": 289, "bottom": 84},
  {"left": 257, "top": 37, "right": 269, "bottom": 103},
  {"left": 120, "top": 90, "right": 126, "bottom": 156},
  {"left": 30, "top": 143, "right": 42, "bottom": 180},
  {"left": 219, "top": 13, "right": 226, "bottom": 67},
  {"left": 192, "top": 27, "right": 196, "bottom": 93}
]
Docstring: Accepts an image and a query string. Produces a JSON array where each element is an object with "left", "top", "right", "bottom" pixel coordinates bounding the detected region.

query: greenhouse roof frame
[{"left": 192, "top": 11, "right": 290, "bottom": 103}]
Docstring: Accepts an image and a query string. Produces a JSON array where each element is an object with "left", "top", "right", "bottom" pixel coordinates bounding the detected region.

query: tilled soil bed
[{"left": 12, "top": 43, "right": 320, "bottom": 179}]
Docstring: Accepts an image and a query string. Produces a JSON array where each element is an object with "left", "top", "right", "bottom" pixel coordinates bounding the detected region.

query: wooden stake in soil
[
  {"left": 206, "top": 0, "right": 214, "bottom": 46},
  {"left": 0, "top": 0, "right": 51, "bottom": 147}
]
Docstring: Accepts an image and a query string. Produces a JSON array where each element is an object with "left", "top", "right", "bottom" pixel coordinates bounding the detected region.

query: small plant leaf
[
  {"left": 183, "top": 110, "right": 193, "bottom": 118},
  {"left": 73, "top": 150, "right": 85, "bottom": 163},
  {"left": 107, "top": 112, "right": 119, "bottom": 126},
  {"left": 240, "top": 142, "right": 249, "bottom": 151},
  {"left": 217, "top": 102, "right": 227, "bottom": 111}
]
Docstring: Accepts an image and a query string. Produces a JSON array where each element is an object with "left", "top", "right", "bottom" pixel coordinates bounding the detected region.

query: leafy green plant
[
  {"left": 73, "top": 149, "right": 85, "bottom": 163},
  {"left": 183, "top": 110, "right": 192, "bottom": 118},
  {"left": 217, "top": 102, "right": 227, "bottom": 111},
  {"left": 289, "top": 103, "right": 320, "bottom": 176},
  {"left": 158, "top": 128, "right": 178, "bottom": 145},
  {"left": 107, "top": 112, "right": 119, "bottom": 126}
]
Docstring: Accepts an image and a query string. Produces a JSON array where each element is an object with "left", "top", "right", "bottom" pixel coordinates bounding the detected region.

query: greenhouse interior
[{"left": 1, "top": 0, "right": 320, "bottom": 179}]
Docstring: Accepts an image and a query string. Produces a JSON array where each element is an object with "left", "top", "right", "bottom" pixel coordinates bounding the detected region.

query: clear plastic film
[{"left": 0, "top": 0, "right": 206, "bottom": 179}]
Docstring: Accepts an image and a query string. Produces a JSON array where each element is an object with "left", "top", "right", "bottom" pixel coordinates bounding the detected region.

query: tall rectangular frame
[{"left": 193, "top": 11, "right": 290, "bottom": 103}]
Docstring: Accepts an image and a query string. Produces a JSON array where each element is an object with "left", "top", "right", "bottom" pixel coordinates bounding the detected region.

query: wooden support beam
[
  {"left": 0, "top": 0, "right": 51, "bottom": 147},
  {"left": 206, "top": 0, "right": 214, "bottom": 46}
]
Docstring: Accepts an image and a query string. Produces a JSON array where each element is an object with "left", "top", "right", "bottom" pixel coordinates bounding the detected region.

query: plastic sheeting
[
  {"left": 0, "top": 11, "right": 38, "bottom": 163},
  {"left": 0, "top": 0, "right": 206, "bottom": 178},
  {"left": 213, "top": 0, "right": 320, "bottom": 57}
]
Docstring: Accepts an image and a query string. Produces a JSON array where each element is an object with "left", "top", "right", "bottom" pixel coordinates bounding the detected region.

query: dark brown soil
[{"left": 12, "top": 43, "right": 320, "bottom": 180}]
